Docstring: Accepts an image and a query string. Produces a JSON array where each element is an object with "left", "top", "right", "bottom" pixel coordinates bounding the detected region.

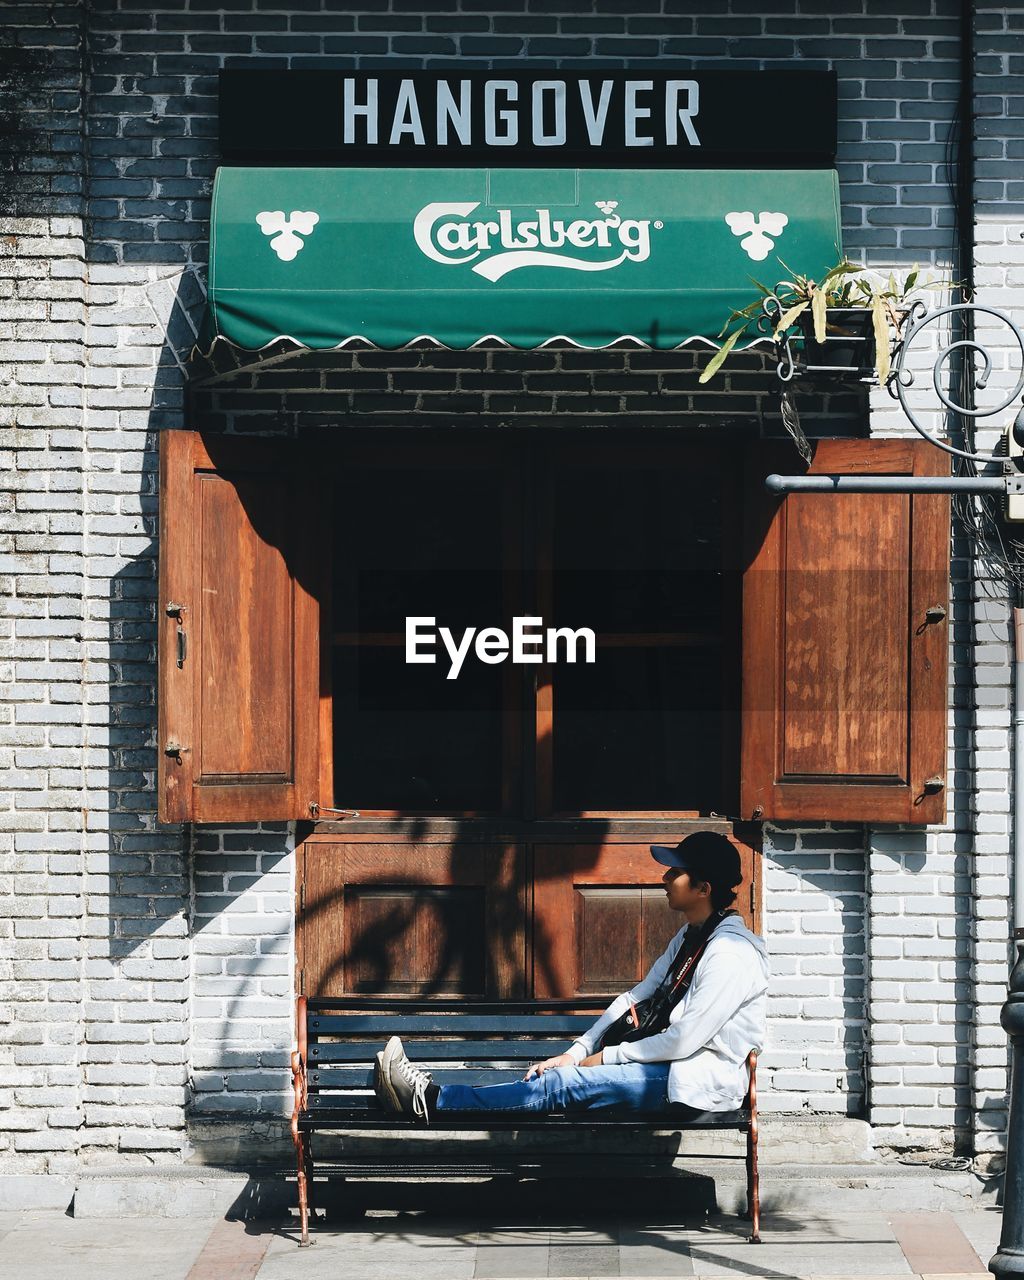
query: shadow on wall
[{"left": 98, "top": 267, "right": 206, "bottom": 966}]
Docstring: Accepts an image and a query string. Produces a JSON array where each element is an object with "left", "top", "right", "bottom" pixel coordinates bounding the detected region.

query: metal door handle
[{"left": 166, "top": 602, "right": 187, "bottom": 668}]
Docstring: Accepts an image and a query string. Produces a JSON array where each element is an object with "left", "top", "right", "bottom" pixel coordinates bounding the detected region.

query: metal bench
[{"left": 290, "top": 995, "right": 761, "bottom": 1247}]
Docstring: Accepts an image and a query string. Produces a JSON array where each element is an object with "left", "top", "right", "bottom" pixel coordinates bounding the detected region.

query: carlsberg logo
[{"left": 414, "top": 199, "right": 663, "bottom": 281}]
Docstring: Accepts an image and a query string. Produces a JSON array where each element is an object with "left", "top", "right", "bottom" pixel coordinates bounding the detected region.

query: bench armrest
[
  {"left": 290, "top": 1050, "right": 308, "bottom": 1138},
  {"left": 291, "top": 995, "right": 310, "bottom": 1143}
]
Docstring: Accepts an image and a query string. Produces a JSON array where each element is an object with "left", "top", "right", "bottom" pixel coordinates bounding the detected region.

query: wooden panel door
[
  {"left": 158, "top": 431, "right": 322, "bottom": 822},
  {"left": 532, "top": 835, "right": 759, "bottom": 999},
  {"left": 741, "top": 438, "right": 950, "bottom": 823},
  {"left": 299, "top": 841, "right": 526, "bottom": 999}
]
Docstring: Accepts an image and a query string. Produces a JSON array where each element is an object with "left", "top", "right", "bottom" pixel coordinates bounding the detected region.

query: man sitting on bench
[{"left": 373, "top": 832, "right": 769, "bottom": 1124}]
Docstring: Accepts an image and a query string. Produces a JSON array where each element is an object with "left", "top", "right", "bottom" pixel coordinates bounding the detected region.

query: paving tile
[
  {"left": 259, "top": 1239, "right": 475, "bottom": 1280},
  {"left": 0, "top": 1215, "right": 210, "bottom": 1280},
  {"left": 691, "top": 1213, "right": 896, "bottom": 1245},
  {"left": 187, "top": 1219, "right": 274, "bottom": 1280},
  {"left": 387, "top": 1217, "right": 481, "bottom": 1239},
  {"left": 951, "top": 1208, "right": 1003, "bottom": 1264},
  {"left": 616, "top": 1239, "right": 696, "bottom": 1269},
  {"left": 686, "top": 1244, "right": 913, "bottom": 1277},
  {"left": 473, "top": 1243, "right": 550, "bottom": 1277},
  {"left": 548, "top": 1242, "right": 621, "bottom": 1276},
  {"left": 889, "top": 1213, "right": 986, "bottom": 1275},
  {"left": 470, "top": 1228, "right": 550, "bottom": 1246}
]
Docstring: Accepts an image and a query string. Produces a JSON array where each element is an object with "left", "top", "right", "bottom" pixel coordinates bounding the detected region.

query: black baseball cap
[{"left": 650, "top": 832, "right": 742, "bottom": 888}]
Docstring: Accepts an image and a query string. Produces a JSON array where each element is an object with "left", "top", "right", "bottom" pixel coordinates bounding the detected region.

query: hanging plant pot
[{"left": 791, "top": 307, "right": 877, "bottom": 379}]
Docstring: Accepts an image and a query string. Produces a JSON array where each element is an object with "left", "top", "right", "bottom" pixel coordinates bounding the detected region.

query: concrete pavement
[{"left": 0, "top": 1201, "right": 1005, "bottom": 1280}]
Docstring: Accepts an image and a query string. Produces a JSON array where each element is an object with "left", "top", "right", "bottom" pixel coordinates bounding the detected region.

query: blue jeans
[{"left": 436, "top": 1062, "right": 671, "bottom": 1114}]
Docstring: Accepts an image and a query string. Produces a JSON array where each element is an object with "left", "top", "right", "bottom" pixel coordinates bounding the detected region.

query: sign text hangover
[{"left": 342, "top": 78, "right": 701, "bottom": 149}]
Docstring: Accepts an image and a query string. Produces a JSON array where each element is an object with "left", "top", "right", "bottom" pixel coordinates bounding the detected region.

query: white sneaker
[{"left": 379, "top": 1036, "right": 433, "bottom": 1124}]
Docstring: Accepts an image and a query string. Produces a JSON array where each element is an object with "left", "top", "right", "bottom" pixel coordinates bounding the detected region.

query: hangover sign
[{"left": 219, "top": 70, "right": 837, "bottom": 168}]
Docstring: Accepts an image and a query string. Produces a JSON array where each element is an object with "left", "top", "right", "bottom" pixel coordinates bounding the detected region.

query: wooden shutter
[
  {"left": 741, "top": 438, "right": 950, "bottom": 824},
  {"left": 158, "top": 431, "right": 321, "bottom": 823}
]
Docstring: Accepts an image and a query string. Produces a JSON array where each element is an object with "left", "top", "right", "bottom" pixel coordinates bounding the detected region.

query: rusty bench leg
[
  {"left": 745, "top": 1050, "right": 761, "bottom": 1244},
  {"left": 292, "top": 1034, "right": 315, "bottom": 1248},
  {"left": 746, "top": 1115, "right": 761, "bottom": 1243},
  {"left": 294, "top": 1127, "right": 313, "bottom": 1247}
]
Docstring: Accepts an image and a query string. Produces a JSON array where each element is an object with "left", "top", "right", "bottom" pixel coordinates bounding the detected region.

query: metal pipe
[
  {"left": 1016, "top": 609, "right": 1024, "bottom": 937},
  {"left": 993, "top": 953, "right": 1024, "bottom": 1277},
  {"left": 765, "top": 473, "right": 1006, "bottom": 495},
  {"left": 989, "top": 617, "right": 1024, "bottom": 1280}
]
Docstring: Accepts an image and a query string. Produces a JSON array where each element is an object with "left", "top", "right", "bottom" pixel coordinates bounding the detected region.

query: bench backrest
[
  {"left": 300, "top": 998, "right": 605, "bottom": 1104},
  {"left": 297, "top": 997, "right": 755, "bottom": 1116}
]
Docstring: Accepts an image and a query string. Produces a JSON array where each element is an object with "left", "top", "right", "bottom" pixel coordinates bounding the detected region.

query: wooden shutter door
[
  {"left": 741, "top": 438, "right": 950, "bottom": 824},
  {"left": 158, "top": 431, "right": 321, "bottom": 823}
]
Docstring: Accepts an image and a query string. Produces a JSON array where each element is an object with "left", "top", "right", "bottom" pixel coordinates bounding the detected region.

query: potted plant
[{"left": 699, "top": 262, "right": 950, "bottom": 385}]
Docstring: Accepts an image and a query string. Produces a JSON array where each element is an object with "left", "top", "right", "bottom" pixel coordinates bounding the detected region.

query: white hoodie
[{"left": 566, "top": 915, "right": 769, "bottom": 1111}]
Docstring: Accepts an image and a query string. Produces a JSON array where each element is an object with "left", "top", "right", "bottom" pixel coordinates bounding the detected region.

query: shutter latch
[
  {"left": 922, "top": 775, "right": 944, "bottom": 793},
  {"left": 164, "top": 740, "right": 190, "bottom": 761},
  {"left": 308, "top": 801, "right": 361, "bottom": 819}
]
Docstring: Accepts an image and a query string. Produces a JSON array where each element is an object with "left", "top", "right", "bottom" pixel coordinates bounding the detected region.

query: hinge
[
  {"left": 750, "top": 881, "right": 756, "bottom": 917},
  {"left": 299, "top": 968, "right": 305, "bottom": 994},
  {"left": 299, "top": 883, "right": 305, "bottom": 912}
]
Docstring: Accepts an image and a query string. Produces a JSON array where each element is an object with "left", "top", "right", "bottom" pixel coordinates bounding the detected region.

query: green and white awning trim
[{"left": 198, "top": 166, "right": 842, "bottom": 355}]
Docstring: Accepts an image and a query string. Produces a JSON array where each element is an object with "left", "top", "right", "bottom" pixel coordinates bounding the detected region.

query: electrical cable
[{"left": 943, "top": 3, "right": 1024, "bottom": 596}]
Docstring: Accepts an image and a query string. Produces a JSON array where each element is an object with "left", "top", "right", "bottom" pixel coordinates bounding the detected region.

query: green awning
[{"left": 201, "top": 167, "right": 842, "bottom": 353}]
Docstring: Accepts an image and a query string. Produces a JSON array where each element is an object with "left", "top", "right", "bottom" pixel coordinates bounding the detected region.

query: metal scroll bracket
[
  {"left": 766, "top": 301, "right": 1024, "bottom": 498},
  {"left": 887, "top": 300, "right": 1024, "bottom": 467}
]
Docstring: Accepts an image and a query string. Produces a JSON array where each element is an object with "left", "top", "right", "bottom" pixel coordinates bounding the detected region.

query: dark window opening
[{"left": 329, "top": 438, "right": 736, "bottom": 819}]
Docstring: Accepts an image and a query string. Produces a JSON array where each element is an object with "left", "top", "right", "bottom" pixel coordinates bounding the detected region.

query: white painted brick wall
[
  {"left": 1, "top": 0, "right": 90, "bottom": 1172},
  {"left": 866, "top": 830, "right": 975, "bottom": 1149},
  {"left": 761, "top": 826, "right": 867, "bottom": 1114},
  {"left": 189, "top": 826, "right": 295, "bottom": 1119}
]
